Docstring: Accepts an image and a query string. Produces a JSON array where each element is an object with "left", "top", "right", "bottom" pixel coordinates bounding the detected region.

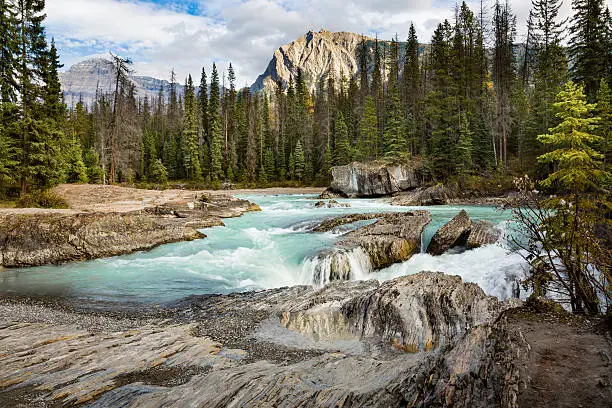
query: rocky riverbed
[
  {"left": 2, "top": 272, "right": 609, "bottom": 407},
  {"left": 0, "top": 184, "right": 261, "bottom": 267}
]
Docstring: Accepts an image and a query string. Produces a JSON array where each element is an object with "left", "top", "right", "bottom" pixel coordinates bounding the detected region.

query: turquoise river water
[{"left": 0, "top": 194, "right": 528, "bottom": 304}]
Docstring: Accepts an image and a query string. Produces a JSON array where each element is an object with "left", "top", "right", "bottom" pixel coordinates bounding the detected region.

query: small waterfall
[
  {"left": 302, "top": 247, "right": 373, "bottom": 287},
  {"left": 420, "top": 231, "right": 425, "bottom": 254}
]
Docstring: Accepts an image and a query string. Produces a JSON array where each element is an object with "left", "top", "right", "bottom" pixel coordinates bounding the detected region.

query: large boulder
[
  {"left": 467, "top": 220, "right": 503, "bottom": 248},
  {"left": 427, "top": 210, "right": 472, "bottom": 255},
  {"left": 329, "top": 162, "right": 420, "bottom": 197},
  {"left": 392, "top": 184, "right": 458, "bottom": 206}
]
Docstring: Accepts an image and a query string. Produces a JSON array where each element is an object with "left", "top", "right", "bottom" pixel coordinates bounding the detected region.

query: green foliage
[
  {"left": 16, "top": 191, "right": 69, "bottom": 209},
  {"left": 148, "top": 159, "right": 168, "bottom": 184},
  {"left": 83, "top": 148, "right": 104, "bottom": 184},
  {"left": 568, "top": 0, "right": 610, "bottom": 99},
  {"left": 293, "top": 140, "right": 305, "bottom": 181},
  {"left": 537, "top": 81, "right": 605, "bottom": 191},
  {"left": 65, "top": 136, "right": 88, "bottom": 183},
  {"left": 456, "top": 114, "right": 473, "bottom": 176},
  {"left": 357, "top": 96, "right": 377, "bottom": 160},
  {"left": 333, "top": 113, "right": 350, "bottom": 165},
  {"left": 182, "top": 75, "right": 202, "bottom": 181},
  {"left": 383, "top": 88, "right": 405, "bottom": 162},
  {"left": 596, "top": 79, "right": 611, "bottom": 165}
]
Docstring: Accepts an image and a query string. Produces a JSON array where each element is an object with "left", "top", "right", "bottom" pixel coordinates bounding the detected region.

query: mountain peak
[
  {"left": 59, "top": 57, "right": 184, "bottom": 106},
  {"left": 251, "top": 30, "right": 384, "bottom": 94}
]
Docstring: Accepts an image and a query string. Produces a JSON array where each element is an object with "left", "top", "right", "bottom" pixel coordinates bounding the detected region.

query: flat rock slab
[
  {"left": 0, "top": 272, "right": 524, "bottom": 408},
  {"left": 0, "top": 185, "right": 260, "bottom": 268}
]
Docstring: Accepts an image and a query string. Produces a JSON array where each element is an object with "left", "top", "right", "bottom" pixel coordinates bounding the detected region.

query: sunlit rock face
[
  {"left": 251, "top": 30, "right": 418, "bottom": 95},
  {"left": 329, "top": 162, "right": 421, "bottom": 197},
  {"left": 59, "top": 58, "right": 185, "bottom": 106}
]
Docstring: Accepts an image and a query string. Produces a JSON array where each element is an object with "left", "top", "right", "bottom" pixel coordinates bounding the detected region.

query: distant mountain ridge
[
  {"left": 59, "top": 30, "right": 418, "bottom": 104},
  {"left": 59, "top": 58, "right": 184, "bottom": 106}
]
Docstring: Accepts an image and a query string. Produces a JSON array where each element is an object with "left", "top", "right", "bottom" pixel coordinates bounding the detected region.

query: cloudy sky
[{"left": 46, "top": 0, "right": 573, "bottom": 87}]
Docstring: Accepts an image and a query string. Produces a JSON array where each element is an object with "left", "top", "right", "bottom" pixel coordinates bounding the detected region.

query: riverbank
[
  {"left": 0, "top": 184, "right": 262, "bottom": 268},
  {"left": 0, "top": 273, "right": 609, "bottom": 407}
]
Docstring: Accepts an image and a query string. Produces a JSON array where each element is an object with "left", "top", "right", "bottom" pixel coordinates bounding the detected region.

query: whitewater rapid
[{"left": 0, "top": 194, "right": 528, "bottom": 303}]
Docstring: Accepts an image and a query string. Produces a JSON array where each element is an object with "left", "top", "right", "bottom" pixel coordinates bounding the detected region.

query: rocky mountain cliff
[
  {"left": 59, "top": 30, "right": 418, "bottom": 104},
  {"left": 59, "top": 58, "right": 184, "bottom": 106},
  {"left": 251, "top": 29, "right": 405, "bottom": 94}
]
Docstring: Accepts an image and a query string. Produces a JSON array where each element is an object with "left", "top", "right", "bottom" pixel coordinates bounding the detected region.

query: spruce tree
[
  {"left": 293, "top": 140, "right": 305, "bottom": 181},
  {"left": 182, "top": 75, "right": 202, "bottom": 181},
  {"left": 0, "top": 0, "right": 18, "bottom": 104},
  {"left": 14, "top": 0, "right": 69, "bottom": 194},
  {"left": 42, "top": 39, "right": 64, "bottom": 122},
  {"left": 568, "top": 0, "right": 608, "bottom": 99},
  {"left": 357, "top": 35, "right": 370, "bottom": 98},
  {"left": 333, "top": 112, "right": 350, "bottom": 165},
  {"left": 596, "top": 79, "right": 611, "bottom": 166},
  {"left": 456, "top": 113, "right": 473, "bottom": 176},
  {"left": 358, "top": 96, "right": 378, "bottom": 160},
  {"left": 538, "top": 81, "right": 603, "bottom": 190},
  {"left": 383, "top": 88, "right": 405, "bottom": 162},
  {"left": 83, "top": 148, "right": 103, "bottom": 184},
  {"left": 198, "top": 67, "right": 209, "bottom": 175},
  {"left": 209, "top": 63, "right": 223, "bottom": 180},
  {"left": 65, "top": 135, "right": 88, "bottom": 183},
  {"left": 403, "top": 23, "right": 420, "bottom": 120}
]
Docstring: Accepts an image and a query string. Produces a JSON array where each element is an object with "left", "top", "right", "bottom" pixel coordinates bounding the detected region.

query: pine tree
[
  {"left": 357, "top": 35, "right": 370, "bottom": 98},
  {"left": 595, "top": 79, "right": 611, "bottom": 166},
  {"left": 14, "top": 0, "right": 69, "bottom": 194},
  {"left": 456, "top": 113, "right": 473, "bottom": 175},
  {"left": 0, "top": 119, "right": 18, "bottom": 190},
  {"left": 538, "top": 81, "right": 603, "bottom": 190},
  {"left": 182, "top": 75, "right": 202, "bottom": 181},
  {"left": 568, "top": 0, "right": 608, "bottom": 99},
  {"left": 492, "top": 0, "right": 517, "bottom": 170},
  {"left": 108, "top": 53, "right": 132, "bottom": 184},
  {"left": 293, "top": 140, "right": 305, "bottom": 181},
  {"left": 42, "top": 39, "right": 64, "bottom": 122},
  {"left": 333, "top": 112, "right": 350, "bottom": 165},
  {"left": 198, "top": 67, "right": 209, "bottom": 176},
  {"left": 403, "top": 23, "right": 420, "bottom": 120},
  {"left": 209, "top": 63, "right": 223, "bottom": 180},
  {"left": 148, "top": 158, "right": 168, "bottom": 184},
  {"left": 358, "top": 96, "right": 377, "bottom": 160},
  {"left": 83, "top": 148, "right": 103, "bottom": 184},
  {"left": 383, "top": 88, "right": 405, "bottom": 162},
  {"left": 0, "top": 0, "right": 18, "bottom": 104},
  {"left": 65, "top": 135, "right": 88, "bottom": 183}
]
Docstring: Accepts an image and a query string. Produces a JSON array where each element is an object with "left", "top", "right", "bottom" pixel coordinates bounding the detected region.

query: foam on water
[{"left": 0, "top": 193, "right": 528, "bottom": 303}]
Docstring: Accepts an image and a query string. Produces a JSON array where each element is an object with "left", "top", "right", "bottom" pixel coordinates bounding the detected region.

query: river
[{"left": 0, "top": 194, "right": 528, "bottom": 304}]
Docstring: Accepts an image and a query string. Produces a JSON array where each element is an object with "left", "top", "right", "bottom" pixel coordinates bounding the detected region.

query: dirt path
[{"left": 513, "top": 308, "right": 611, "bottom": 407}]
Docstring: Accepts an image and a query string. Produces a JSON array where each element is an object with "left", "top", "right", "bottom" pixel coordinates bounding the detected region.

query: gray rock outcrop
[
  {"left": 392, "top": 184, "right": 458, "bottom": 206},
  {"left": 468, "top": 220, "right": 503, "bottom": 248},
  {"left": 307, "top": 211, "right": 431, "bottom": 283},
  {"left": 314, "top": 199, "right": 351, "bottom": 208},
  {"left": 427, "top": 210, "right": 472, "bottom": 255},
  {"left": 329, "top": 162, "right": 420, "bottom": 197},
  {"left": 0, "top": 272, "right": 526, "bottom": 407},
  {"left": 0, "top": 196, "right": 260, "bottom": 268},
  {"left": 252, "top": 30, "right": 395, "bottom": 94}
]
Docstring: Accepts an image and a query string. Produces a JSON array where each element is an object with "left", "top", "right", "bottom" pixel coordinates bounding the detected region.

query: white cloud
[{"left": 46, "top": 0, "right": 576, "bottom": 87}]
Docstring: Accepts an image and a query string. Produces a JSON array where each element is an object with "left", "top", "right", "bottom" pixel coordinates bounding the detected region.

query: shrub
[{"left": 16, "top": 191, "right": 70, "bottom": 209}]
